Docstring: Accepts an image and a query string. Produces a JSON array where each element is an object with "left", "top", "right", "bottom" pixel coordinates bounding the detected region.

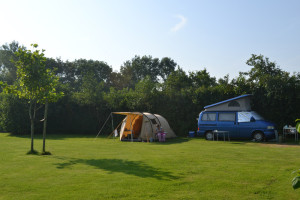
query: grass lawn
[{"left": 0, "top": 133, "right": 300, "bottom": 200}]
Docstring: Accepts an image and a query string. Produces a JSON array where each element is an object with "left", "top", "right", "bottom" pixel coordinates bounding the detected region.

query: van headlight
[{"left": 267, "top": 126, "right": 275, "bottom": 130}]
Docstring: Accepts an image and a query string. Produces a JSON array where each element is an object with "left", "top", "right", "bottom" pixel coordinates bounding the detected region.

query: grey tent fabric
[{"left": 113, "top": 112, "right": 176, "bottom": 141}]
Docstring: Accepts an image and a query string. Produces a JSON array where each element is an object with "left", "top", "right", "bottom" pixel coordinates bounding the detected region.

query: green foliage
[
  {"left": 296, "top": 119, "right": 300, "bottom": 133},
  {"left": 292, "top": 169, "right": 300, "bottom": 189},
  {"left": 0, "top": 93, "right": 30, "bottom": 134},
  {"left": 189, "top": 68, "right": 217, "bottom": 88},
  {"left": 103, "top": 87, "right": 128, "bottom": 110},
  {"left": 0, "top": 43, "right": 64, "bottom": 154},
  {"left": 243, "top": 54, "right": 300, "bottom": 128},
  {"left": 1, "top": 44, "right": 54, "bottom": 101},
  {"left": 0, "top": 41, "right": 22, "bottom": 85},
  {"left": 119, "top": 55, "right": 176, "bottom": 89},
  {"left": 163, "top": 67, "right": 191, "bottom": 94},
  {"left": 126, "top": 76, "right": 159, "bottom": 111},
  {"left": 72, "top": 72, "right": 105, "bottom": 106},
  {"left": 1, "top": 41, "right": 300, "bottom": 136}
]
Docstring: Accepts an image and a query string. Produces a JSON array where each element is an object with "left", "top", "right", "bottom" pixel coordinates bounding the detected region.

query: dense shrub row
[{"left": 1, "top": 42, "right": 299, "bottom": 135}]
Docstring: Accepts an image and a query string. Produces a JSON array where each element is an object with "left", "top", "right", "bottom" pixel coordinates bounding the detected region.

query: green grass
[{"left": 1, "top": 133, "right": 300, "bottom": 200}]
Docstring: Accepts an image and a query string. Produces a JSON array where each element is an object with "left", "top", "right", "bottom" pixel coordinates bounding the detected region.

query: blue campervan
[{"left": 197, "top": 94, "right": 277, "bottom": 141}]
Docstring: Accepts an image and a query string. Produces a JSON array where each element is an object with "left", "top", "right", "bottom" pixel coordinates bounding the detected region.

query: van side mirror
[{"left": 250, "top": 117, "right": 256, "bottom": 122}]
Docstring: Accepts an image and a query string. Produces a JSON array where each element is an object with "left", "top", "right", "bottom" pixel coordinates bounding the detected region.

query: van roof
[{"left": 204, "top": 94, "right": 252, "bottom": 110}]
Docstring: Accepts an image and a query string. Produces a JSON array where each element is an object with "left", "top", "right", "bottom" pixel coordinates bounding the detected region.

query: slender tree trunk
[
  {"left": 30, "top": 119, "right": 34, "bottom": 152},
  {"left": 42, "top": 100, "right": 48, "bottom": 153},
  {"left": 29, "top": 101, "right": 35, "bottom": 153}
]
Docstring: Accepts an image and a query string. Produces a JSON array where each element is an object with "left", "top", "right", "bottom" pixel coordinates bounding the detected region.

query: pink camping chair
[
  {"left": 157, "top": 132, "right": 162, "bottom": 142},
  {"left": 161, "top": 132, "right": 166, "bottom": 142}
]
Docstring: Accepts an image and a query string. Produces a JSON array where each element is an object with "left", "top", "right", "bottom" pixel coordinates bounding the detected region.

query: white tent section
[{"left": 113, "top": 112, "right": 176, "bottom": 141}]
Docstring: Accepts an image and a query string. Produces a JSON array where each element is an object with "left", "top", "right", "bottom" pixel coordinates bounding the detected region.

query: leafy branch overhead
[{"left": 7, "top": 44, "right": 63, "bottom": 102}]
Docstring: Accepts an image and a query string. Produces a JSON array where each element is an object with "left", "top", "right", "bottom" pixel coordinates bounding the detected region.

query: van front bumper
[{"left": 264, "top": 129, "right": 277, "bottom": 140}]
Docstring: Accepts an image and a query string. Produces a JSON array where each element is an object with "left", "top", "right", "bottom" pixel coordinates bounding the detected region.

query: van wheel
[
  {"left": 253, "top": 132, "right": 264, "bottom": 142},
  {"left": 205, "top": 131, "right": 214, "bottom": 140}
]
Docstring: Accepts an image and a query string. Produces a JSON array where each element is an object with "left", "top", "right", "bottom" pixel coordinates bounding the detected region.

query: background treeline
[{"left": 0, "top": 41, "right": 299, "bottom": 136}]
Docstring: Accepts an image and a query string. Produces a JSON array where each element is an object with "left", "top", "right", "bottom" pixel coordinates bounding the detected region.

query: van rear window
[{"left": 202, "top": 113, "right": 216, "bottom": 121}]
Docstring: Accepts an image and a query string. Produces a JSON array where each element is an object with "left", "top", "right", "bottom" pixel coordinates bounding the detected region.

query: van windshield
[
  {"left": 251, "top": 111, "right": 264, "bottom": 120},
  {"left": 238, "top": 111, "right": 264, "bottom": 122}
]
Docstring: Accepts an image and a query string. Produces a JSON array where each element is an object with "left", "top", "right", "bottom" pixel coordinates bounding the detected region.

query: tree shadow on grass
[
  {"left": 147, "top": 137, "right": 189, "bottom": 145},
  {"left": 6, "top": 133, "right": 190, "bottom": 144},
  {"left": 54, "top": 158, "right": 179, "bottom": 180},
  {"left": 6, "top": 133, "right": 100, "bottom": 140}
]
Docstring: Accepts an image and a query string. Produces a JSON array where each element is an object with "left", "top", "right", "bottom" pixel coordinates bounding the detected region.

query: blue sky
[{"left": 1, "top": 0, "right": 299, "bottom": 79}]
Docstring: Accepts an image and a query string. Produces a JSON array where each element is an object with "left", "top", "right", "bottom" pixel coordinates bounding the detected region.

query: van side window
[
  {"left": 202, "top": 113, "right": 216, "bottom": 121},
  {"left": 219, "top": 113, "right": 235, "bottom": 121},
  {"left": 238, "top": 111, "right": 264, "bottom": 122},
  {"left": 237, "top": 112, "right": 251, "bottom": 122}
]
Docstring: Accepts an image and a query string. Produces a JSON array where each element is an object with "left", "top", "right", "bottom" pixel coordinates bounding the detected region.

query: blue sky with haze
[{"left": 1, "top": 0, "right": 299, "bottom": 79}]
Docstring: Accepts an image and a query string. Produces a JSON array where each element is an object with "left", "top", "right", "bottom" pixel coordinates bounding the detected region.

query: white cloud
[{"left": 171, "top": 15, "right": 187, "bottom": 32}]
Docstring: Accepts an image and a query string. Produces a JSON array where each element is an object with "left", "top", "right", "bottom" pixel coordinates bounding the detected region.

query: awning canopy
[{"left": 112, "top": 112, "right": 143, "bottom": 116}]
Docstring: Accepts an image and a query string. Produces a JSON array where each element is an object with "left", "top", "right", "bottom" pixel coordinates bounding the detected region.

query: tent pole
[
  {"left": 107, "top": 119, "right": 124, "bottom": 139},
  {"left": 130, "top": 115, "right": 133, "bottom": 142},
  {"left": 130, "top": 115, "right": 139, "bottom": 142},
  {"left": 94, "top": 113, "right": 112, "bottom": 140}
]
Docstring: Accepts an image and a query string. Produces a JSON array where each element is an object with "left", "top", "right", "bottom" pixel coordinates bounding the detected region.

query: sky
[{"left": 0, "top": 0, "right": 300, "bottom": 79}]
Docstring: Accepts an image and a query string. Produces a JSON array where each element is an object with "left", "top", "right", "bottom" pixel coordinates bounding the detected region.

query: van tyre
[
  {"left": 205, "top": 131, "right": 214, "bottom": 140},
  {"left": 253, "top": 132, "right": 264, "bottom": 142}
]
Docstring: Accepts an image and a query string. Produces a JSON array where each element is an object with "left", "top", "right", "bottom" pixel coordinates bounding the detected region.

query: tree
[
  {"left": 0, "top": 44, "right": 63, "bottom": 154},
  {"left": 159, "top": 57, "right": 177, "bottom": 81},
  {"left": 120, "top": 56, "right": 176, "bottom": 89},
  {"left": 189, "top": 69, "right": 217, "bottom": 88},
  {"left": 163, "top": 67, "right": 191, "bottom": 95},
  {"left": 245, "top": 54, "right": 284, "bottom": 83},
  {"left": 243, "top": 54, "right": 300, "bottom": 128},
  {"left": 126, "top": 76, "right": 159, "bottom": 111},
  {"left": 0, "top": 41, "right": 23, "bottom": 85}
]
